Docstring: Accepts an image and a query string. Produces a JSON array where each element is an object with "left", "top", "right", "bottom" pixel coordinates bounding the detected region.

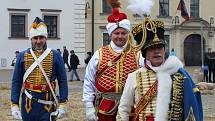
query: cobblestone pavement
[
  {"left": 1, "top": 67, "right": 215, "bottom": 121},
  {"left": 201, "top": 91, "right": 215, "bottom": 121}
]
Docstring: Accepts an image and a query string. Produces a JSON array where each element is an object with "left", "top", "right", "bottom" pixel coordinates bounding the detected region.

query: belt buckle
[{"left": 31, "top": 97, "right": 38, "bottom": 102}]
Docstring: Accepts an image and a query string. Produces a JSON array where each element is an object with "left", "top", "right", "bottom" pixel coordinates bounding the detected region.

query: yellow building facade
[{"left": 85, "top": 0, "right": 215, "bottom": 66}]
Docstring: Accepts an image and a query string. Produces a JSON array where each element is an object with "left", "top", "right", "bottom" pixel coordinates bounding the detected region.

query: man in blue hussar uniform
[
  {"left": 118, "top": 17, "right": 203, "bottom": 121},
  {"left": 11, "top": 17, "right": 68, "bottom": 121}
]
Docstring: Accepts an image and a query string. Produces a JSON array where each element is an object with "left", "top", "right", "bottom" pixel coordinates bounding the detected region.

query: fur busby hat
[
  {"left": 29, "top": 17, "right": 47, "bottom": 39},
  {"left": 106, "top": 0, "right": 131, "bottom": 35},
  {"left": 127, "top": 0, "right": 166, "bottom": 57}
]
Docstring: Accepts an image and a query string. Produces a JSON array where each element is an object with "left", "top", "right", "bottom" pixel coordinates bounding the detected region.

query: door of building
[{"left": 184, "top": 34, "right": 203, "bottom": 66}]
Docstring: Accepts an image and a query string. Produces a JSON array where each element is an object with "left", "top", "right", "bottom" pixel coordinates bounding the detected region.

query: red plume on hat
[{"left": 106, "top": 0, "right": 127, "bottom": 23}]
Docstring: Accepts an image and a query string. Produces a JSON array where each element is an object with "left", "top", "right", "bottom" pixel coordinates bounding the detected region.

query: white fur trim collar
[
  {"left": 110, "top": 41, "right": 127, "bottom": 53},
  {"left": 148, "top": 56, "right": 183, "bottom": 121}
]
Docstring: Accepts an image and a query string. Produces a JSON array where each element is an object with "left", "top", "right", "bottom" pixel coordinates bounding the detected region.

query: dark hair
[
  {"left": 87, "top": 52, "right": 92, "bottom": 56},
  {"left": 15, "top": 51, "right": 19, "bottom": 54},
  {"left": 70, "top": 50, "right": 74, "bottom": 53}
]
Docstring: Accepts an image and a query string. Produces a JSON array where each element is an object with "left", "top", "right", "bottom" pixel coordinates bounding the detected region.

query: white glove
[
  {"left": 50, "top": 104, "right": 66, "bottom": 119},
  {"left": 11, "top": 105, "right": 22, "bottom": 120},
  {"left": 86, "top": 102, "right": 98, "bottom": 121}
]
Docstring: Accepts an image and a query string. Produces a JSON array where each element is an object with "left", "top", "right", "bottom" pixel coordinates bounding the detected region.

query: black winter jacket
[{"left": 70, "top": 54, "right": 79, "bottom": 69}]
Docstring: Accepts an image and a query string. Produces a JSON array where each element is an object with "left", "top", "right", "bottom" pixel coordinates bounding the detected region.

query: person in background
[
  {"left": 63, "top": 46, "right": 71, "bottom": 71},
  {"left": 203, "top": 50, "right": 209, "bottom": 82},
  {"left": 207, "top": 48, "right": 213, "bottom": 82},
  {"left": 57, "top": 48, "right": 62, "bottom": 55},
  {"left": 84, "top": 52, "right": 92, "bottom": 65},
  {"left": 169, "top": 48, "right": 176, "bottom": 56},
  {"left": 82, "top": 0, "right": 144, "bottom": 120},
  {"left": 11, "top": 51, "right": 20, "bottom": 66},
  {"left": 10, "top": 17, "right": 68, "bottom": 121},
  {"left": 69, "top": 50, "right": 80, "bottom": 81},
  {"left": 210, "top": 51, "right": 215, "bottom": 83}
]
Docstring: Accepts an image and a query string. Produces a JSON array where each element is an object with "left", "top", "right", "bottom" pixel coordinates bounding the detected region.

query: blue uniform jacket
[
  {"left": 11, "top": 48, "right": 68, "bottom": 104},
  {"left": 179, "top": 68, "right": 203, "bottom": 121}
]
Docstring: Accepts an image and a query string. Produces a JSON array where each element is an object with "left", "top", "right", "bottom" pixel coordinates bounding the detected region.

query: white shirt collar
[{"left": 110, "top": 40, "right": 127, "bottom": 53}]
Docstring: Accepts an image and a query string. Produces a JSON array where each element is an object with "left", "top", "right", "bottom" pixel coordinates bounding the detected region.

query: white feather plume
[{"left": 127, "top": 0, "right": 154, "bottom": 17}]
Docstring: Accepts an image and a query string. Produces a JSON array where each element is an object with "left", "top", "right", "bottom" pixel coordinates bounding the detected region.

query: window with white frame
[
  {"left": 41, "top": 9, "right": 61, "bottom": 38},
  {"left": 102, "top": 0, "right": 111, "bottom": 13},
  {"left": 103, "top": 33, "right": 111, "bottom": 46},
  {"left": 11, "top": 15, "right": 26, "bottom": 38},
  {"left": 159, "top": 0, "right": 169, "bottom": 17},
  {"left": 44, "top": 15, "right": 58, "bottom": 38},
  {"left": 8, "top": 9, "right": 29, "bottom": 38}
]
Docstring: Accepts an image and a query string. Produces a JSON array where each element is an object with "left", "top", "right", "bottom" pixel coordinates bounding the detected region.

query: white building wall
[{"left": 0, "top": 0, "right": 85, "bottom": 69}]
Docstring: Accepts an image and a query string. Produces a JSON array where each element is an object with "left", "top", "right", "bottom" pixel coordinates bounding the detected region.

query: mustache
[{"left": 31, "top": 43, "right": 47, "bottom": 51}]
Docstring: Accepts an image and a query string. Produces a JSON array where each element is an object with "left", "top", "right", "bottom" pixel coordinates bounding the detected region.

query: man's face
[
  {"left": 15, "top": 52, "right": 19, "bottom": 57},
  {"left": 145, "top": 44, "right": 165, "bottom": 67},
  {"left": 31, "top": 36, "right": 47, "bottom": 50},
  {"left": 111, "top": 27, "right": 128, "bottom": 47}
]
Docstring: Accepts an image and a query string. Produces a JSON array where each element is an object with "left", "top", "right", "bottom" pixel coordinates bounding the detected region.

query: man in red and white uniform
[{"left": 82, "top": 2, "right": 144, "bottom": 121}]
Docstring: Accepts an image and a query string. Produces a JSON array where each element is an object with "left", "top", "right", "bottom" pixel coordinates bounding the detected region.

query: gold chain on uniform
[
  {"left": 168, "top": 72, "right": 184, "bottom": 121},
  {"left": 136, "top": 69, "right": 157, "bottom": 120}
]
